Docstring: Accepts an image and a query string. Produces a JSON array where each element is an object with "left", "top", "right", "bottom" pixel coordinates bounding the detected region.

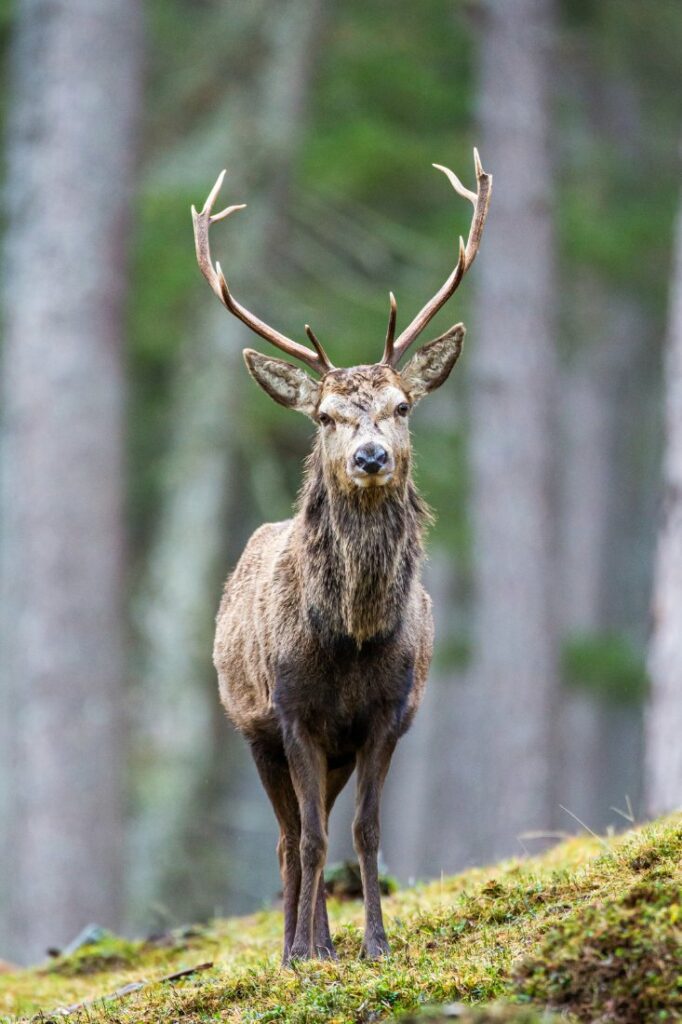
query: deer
[{"left": 191, "top": 150, "right": 491, "bottom": 964}]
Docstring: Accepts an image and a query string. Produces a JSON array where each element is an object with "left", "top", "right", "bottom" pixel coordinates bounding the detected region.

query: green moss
[
  {"left": 0, "top": 817, "right": 679, "bottom": 1024},
  {"left": 45, "top": 935, "right": 141, "bottom": 978},
  {"left": 516, "top": 875, "right": 681, "bottom": 1022}
]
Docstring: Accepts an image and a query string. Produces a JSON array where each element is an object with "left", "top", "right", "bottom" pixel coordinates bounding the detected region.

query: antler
[
  {"left": 380, "top": 291, "right": 398, "bottom": 364},
  {"left": 382, "top": 148, "right": 492, "bottom": 367},
  {"left": 191, "top": 170, "right": 334, "bottom": 375}
]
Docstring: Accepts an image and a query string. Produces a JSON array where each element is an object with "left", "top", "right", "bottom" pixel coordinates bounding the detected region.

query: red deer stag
[{"left": 191, "top": 151, "right": 491, "bottom": 963}]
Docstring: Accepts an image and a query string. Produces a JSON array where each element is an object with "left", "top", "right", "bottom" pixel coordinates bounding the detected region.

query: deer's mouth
[{"left": 348, "top": 467, "right": 395, "bottom": 488}]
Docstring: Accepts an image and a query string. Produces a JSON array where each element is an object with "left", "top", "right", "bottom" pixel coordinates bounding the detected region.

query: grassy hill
[{"left": 0, "top": 816, "right": 679, "bottom": 1023}]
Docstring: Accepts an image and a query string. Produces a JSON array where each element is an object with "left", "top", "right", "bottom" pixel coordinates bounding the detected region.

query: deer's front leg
[
  {"left": 284, "top": 725, "right": 327, "bottom": 962},
  {"left": 250, "top": 740, "right": 301, "bottom": 961},
  {"left": 353, "top": 734, "right": 396, "bottom": 959},
  {"left": 313, "top": 758, "right": 357, "bottom": 959}
]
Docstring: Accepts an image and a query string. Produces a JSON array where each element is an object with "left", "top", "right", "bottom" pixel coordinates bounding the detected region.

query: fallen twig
[
  {"left": 54, "top": 960, "right": 213, "bottom": 1016},
  {"left": 161, "top": 962, "right": 214, "bottom": 983}
]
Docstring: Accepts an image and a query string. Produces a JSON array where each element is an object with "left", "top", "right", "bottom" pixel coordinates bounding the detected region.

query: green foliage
[
  {"left": 130, "top": 189, "right": 199, "bottom": 365},
  {"left": 571, "top": 0, "right": 682, "bottom": 115},
  {"left": 302, "top": 0, "right": 472, "bottom": 204},
  {"left": 434, "top": 633, "right": 471, "bottom": 672},
  {"left": 560, "top": 177, "right": 676, "bottom": 309},
  {"left": 557, "top": 0, "right": 680, "bottom": 312},
  {"left": 561, "top": 631, "right": 649, "bottom": 705},
  {"left": 1, "top": 817, "right": 679, "bottom": 1023},
  {"left": 0, "top": 1, "right": 14, "bottom": 147}
]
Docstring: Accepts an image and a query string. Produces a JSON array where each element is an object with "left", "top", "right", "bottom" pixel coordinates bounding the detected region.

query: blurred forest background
[{"left": 1, "top": 0, "right": 681, "bottom": 966}]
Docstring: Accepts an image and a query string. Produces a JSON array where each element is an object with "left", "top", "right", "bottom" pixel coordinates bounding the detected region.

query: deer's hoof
[
  {"left": 361, "top": 934, "right": 391, "bottom": 960},
  {"left": 283, "top": 943, "right": 313, "bottom": 965}
]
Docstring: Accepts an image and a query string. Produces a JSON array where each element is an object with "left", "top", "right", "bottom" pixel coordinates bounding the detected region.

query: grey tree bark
[
  {"left": 380, "top": 558, "right": 470, "bottom": 880},
  {"left": 555, "top": 284, "right": 646, "bottom": 830},
  {"left": 468, "top": 0, "right": 559, "bottom": 858},
  {"left": 0, "top": 0, "right": 141, "bottom": 963},
  {"left": 646, "top": 173, "right": 682, "bottom": 816},
  {"left": 129, "top": 0, "right": 328, "bottom": 930},
  {"left": 554, "top": 62, "right": 656, "bottom": 831},
  {"left": 556, "top": 284, "right": 615, "bottom": 832}
]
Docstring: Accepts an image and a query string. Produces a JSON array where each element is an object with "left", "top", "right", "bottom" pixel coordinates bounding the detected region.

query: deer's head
[{"left": 191, "top": 152, "right": 491, "bottom": 494}]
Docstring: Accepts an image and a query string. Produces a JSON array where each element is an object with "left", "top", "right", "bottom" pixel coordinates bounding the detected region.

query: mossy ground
[{"left": 0, "top": 817, "right": 679, "bottom": 1024}]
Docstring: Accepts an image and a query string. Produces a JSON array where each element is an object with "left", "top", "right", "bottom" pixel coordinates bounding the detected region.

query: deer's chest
[{"left": 273, "top": 632, "right": 414, "bottom": 756}]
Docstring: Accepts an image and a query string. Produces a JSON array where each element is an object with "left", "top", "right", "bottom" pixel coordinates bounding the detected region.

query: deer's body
[
  {"left": 214, "top": 443, "right": 433, "bottom": 751},
  {"left": 192, "top": 152, "right": 491, "bottom": 963}
]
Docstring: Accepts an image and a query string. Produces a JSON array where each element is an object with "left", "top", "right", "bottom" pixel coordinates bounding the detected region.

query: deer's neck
[{"left": 297, "top": 448, "right": 428, "bottom": 646}]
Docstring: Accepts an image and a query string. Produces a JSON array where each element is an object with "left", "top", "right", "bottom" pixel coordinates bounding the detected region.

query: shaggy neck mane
[{"left": 296, "top": 443, "right": 430, "bottom": 646}]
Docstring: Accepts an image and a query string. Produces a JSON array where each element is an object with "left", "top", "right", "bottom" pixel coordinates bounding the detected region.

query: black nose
[{"left": 354, "top": 443, "right": 388, "bottom": 475}]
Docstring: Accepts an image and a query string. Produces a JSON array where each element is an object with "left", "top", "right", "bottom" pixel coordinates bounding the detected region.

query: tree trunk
[
  {"left": 129, "top": 0, "right": 328, "bottom": 931},
  {"left": 468, "top": 0, "right": 558, "bottom": 858},
  {"left": 554, "top": 58, "right": 656, "bottom": 832},
  {"left": 555, "top": 290, "right": 651, "bottom": 825},
  {"left": 0, "top": 0, "right": 141, "bottom": 963},
  {"left": 646, "top": 175, "right": 682, "bottom": 816},
  {"left": 556, "top": 296, "right": 611, "bottom": 825},
  {"left": 380, "top": 559, "right": 470, "bottom": 880}
]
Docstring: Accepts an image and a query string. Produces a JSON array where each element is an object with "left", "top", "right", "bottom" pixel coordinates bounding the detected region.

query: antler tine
[
  {"left": 191, "top": 170, "right": 334, "bottom": 375},
  {"left": 304, "top": 324, "right": 332, "bottom": 367},
  {"left": 384, "top": 149, "right": 492, "bottom": 367},
  {"left": 191, "top": 170, "right": 248, "bottom": 305},
  {"left": 381, "top": 292, "right": 398, "bottom": 364}
]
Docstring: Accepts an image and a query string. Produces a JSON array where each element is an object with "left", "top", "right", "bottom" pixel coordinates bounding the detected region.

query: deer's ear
[
  {"left": 243, "top": 349, "right": 321, "bottom": 417},
  {"left": 399, "top": 324, "right": 465, "bottom": 401}
]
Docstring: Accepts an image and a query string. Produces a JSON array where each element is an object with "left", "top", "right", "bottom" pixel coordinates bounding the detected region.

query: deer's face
[
  {"left": 315, "top": 366, "right": 411, "bottom": 491},
  {"left": 243, "top": 328, "right": 465, "bottom": 493}
]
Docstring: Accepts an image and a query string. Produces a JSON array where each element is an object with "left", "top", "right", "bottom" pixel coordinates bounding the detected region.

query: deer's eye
[
  {"left": 395, "top": 402, "right": 410, "bottom": 418},
  {"left": 318, "top": 412, "right": 334, "bottom": 427}
]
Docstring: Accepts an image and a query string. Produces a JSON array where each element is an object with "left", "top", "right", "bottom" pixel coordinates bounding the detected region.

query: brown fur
[{"left": 214, "top": 338, "right": 462, "bottom": 963}]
